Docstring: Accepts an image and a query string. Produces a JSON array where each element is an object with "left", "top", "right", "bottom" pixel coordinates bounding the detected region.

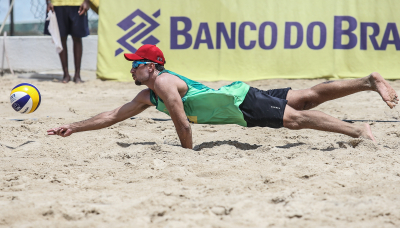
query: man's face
[{"left": 130, "top": 61, "right": 151, "bottom": 86}]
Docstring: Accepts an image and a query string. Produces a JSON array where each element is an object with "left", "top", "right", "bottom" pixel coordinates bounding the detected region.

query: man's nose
[{"left": 130, "top": 68, "right": 135, "bottom": 73}]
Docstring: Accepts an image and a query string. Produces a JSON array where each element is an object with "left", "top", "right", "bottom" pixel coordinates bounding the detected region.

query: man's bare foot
[
  {"left": 369, "top": 72, "right": 399, "bottom": 109},
  {"left": 62, "top": 75, "right": 71, "bottom": 83},
  {"left": 73, "top": 76, "right": 84, "bottom": 84},
  {"left": 360, "top": 123, "right": 376, "bottom": 143}
]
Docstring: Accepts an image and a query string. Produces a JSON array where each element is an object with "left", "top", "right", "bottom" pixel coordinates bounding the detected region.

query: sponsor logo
[
  {"left": 113, "top": 9, "right": 400, "bottom": 53},
  {"left": 12, "top": 102, "right": 21, "bottom": 111},
  {"left": 271, "top": 106, "right": 280, "bottom": 109},
  {"left": 10, "top": 94, "right": 16, "bottom": 103},
  {"left": 170, "top": 16, "right": 400, "bottom": 51},
  {"left": 115, "top": 9, "right": 161, "bottom": 56}
]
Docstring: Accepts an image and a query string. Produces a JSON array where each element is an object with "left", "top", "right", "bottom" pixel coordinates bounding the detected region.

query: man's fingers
[
  {"left": 46, "top": 4, "right": 54, "bottom": 13},
  {"left": 58, "top": 128, "right": 67, "bottom": 136},
  {"left": 47, "top": 128, "right": 60, "bottom": 134},
  {"left": 47, "top": 129, "right": 56, "bottom": 135},
  {"left": 47, "top": 127, "right": 72, "bottom": 136},
  {"left": 78, "top": 6, "right": 88, "bottom": 15},
  {"left": 61, "top": 129, "right": 73, "bottom": 137},
  {"left": 78, "top": 6, "right": 84, "bottom": 15},
  {"left": 78, "top": 2, "right": 89, "bottom": 16}
]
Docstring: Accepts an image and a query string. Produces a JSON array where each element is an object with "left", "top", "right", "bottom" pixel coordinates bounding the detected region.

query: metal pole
[{"left": 9, "top": 0, "right": 14, "bottom": 36}]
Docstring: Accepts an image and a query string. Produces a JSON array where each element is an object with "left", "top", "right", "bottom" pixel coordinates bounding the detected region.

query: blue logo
[
  {"left": 115, "top": 9, "right": 161, "bottom": 56},
  {"left": 12, "top": 102, "right": 21, "bottom": 111}
]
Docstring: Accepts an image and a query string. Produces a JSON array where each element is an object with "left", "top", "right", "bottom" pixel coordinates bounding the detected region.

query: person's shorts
[
  {"left": 44, "top": 6, "right": 89, "bottom": 37},
  {"left": 239, "top": 87, "right": 291, "bottom": 128}
]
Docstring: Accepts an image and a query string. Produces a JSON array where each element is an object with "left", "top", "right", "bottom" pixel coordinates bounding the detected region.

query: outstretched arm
[
  {"left": 47, "top": 89, "right": 153, "bottom": 137},
  {"left": 155, "top": 76, "right": 193, "bottom": 149}
]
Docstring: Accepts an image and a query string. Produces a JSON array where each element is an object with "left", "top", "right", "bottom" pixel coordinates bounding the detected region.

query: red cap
[{"left": 124, "top": 44, "right": 165, "bottom": 65}]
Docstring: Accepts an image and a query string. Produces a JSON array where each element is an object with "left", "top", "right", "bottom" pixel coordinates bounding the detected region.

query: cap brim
[{"left": 124, "top": 53, "right": 144, "bottom": 61}]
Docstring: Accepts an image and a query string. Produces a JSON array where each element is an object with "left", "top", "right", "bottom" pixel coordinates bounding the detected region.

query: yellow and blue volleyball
[{"left": 10, "top": 83, "right": 41, "bottom": 114}]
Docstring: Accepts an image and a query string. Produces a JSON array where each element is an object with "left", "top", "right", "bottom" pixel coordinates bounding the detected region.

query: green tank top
[{"left": 149, "top": 70, "right": 250, "bottom": 127}]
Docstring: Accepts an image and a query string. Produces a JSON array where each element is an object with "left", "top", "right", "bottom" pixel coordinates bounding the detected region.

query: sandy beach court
[{"left": 1, "top": 72, "right": 400, "bottom": 227}]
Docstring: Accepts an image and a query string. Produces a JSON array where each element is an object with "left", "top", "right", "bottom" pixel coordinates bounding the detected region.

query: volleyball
[{"left": 10, "top": 83, "right": 41, "bottom": 114}]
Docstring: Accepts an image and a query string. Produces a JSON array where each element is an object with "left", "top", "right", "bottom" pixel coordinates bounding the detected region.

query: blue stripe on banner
[{"left": 12, "top": 94, "right": 30, "bottom": 111}]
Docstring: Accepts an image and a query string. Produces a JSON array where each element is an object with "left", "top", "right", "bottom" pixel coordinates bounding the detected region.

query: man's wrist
[{"left": 69, "top": 124, "right": 79, "bottom": 133}]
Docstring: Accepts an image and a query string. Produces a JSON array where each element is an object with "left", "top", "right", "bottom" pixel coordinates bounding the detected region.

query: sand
[{"left": 0, "top": 72, "right": 400, "bottom": 227}]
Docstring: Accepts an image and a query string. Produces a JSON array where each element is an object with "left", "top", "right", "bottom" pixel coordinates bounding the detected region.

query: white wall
[{"left": 0, "top": 35, "right": 98, "bottom": 72}]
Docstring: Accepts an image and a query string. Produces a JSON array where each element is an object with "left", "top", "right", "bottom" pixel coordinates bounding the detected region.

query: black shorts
[
  {"left": 44, "top": 6, "right": 89, "bottom": 37},
  {"left": 239, "top": 87, "right": 291, "bottom": 128}
]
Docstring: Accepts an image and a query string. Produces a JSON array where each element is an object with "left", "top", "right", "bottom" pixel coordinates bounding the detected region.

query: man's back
[{"left": 150, "top": 70, "right": 250, "bottom": 126}]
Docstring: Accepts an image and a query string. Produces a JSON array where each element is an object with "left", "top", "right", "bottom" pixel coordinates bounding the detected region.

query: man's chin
[{"left": 135, "top": 80, "right": 142, "bottom": 86}]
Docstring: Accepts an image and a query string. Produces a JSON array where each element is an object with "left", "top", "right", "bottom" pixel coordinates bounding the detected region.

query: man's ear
[{"left": 149, "top": 63, "right": 156, "bottom": 72}]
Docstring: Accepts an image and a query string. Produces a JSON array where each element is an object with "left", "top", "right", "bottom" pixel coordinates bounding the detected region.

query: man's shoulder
[
  {"left": 154, "top": 72, "right": 188, "bottom": 96},
  {"left": 156, "top": 72, "right": 182, "bottom": 85}
]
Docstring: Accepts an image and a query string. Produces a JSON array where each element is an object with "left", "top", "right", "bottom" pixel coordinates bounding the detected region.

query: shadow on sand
[{"left": 194, "top": 140, "right": 261, "bottom": 151}]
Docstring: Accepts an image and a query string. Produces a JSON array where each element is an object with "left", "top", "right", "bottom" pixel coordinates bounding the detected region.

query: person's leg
[
  {"left": 59, "top": 36, "right": 70, "bottom": 83},
  {"left": 283, "top": 105, "right": 376, "bottom": 142},
  {"left": 72, "top": 36, "right": 83, "bottom": 83},
  {"left": 69, "top": 5, "right": 89, "bottom": 84},
  {"left": 286, "top": 72, "right": 398, "bottom": 110}
]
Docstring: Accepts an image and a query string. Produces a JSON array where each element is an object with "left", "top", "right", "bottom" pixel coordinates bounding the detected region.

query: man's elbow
[
  {"left": 176, "top": 122, "right": 192, "bottom": 139},
  {"left": 179, "top": 123, "right": 191, "bottom": 132},
  {"left": 179, "top": 124, "right": 193, "bottom": 149},
  {"left": 103, "top": 110, "right": 120, "bottom": 125}
]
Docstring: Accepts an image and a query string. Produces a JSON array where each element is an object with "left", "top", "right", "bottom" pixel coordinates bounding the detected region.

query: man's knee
[
  {"left": 288, "top": 89, "right": 319, "bottom": 110},
  {"left": 301, "top": 88, "right": 323, "bottom": 110},
  {"left": 72, "top": 36, "right": 82, "bottom": 43},
  {"left": 283, "top": 107, "right": 304, "bottom": 130}
]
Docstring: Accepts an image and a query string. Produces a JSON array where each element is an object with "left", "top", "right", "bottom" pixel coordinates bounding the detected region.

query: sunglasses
[{"left": 132, "top": 61, "right": 155, "bottom": 69}]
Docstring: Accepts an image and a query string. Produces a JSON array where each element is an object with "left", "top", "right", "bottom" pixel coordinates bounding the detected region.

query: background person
[{"left": 44, "top": 0, "right": 90, "bottom": 83}]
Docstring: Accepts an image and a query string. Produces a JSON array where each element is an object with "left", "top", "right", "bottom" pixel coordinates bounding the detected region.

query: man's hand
[
  {"left": 46, "top": 2, "right": 54, "bottom": 13},
  {"left": 47, "top": 125, "right": 75, "bottom": 137},
  {"left": 78, "top": 0, "right": 90, "bottom": 16},
  {"left": 46, "top": 89, "right": 153, "bottom": 138}
]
